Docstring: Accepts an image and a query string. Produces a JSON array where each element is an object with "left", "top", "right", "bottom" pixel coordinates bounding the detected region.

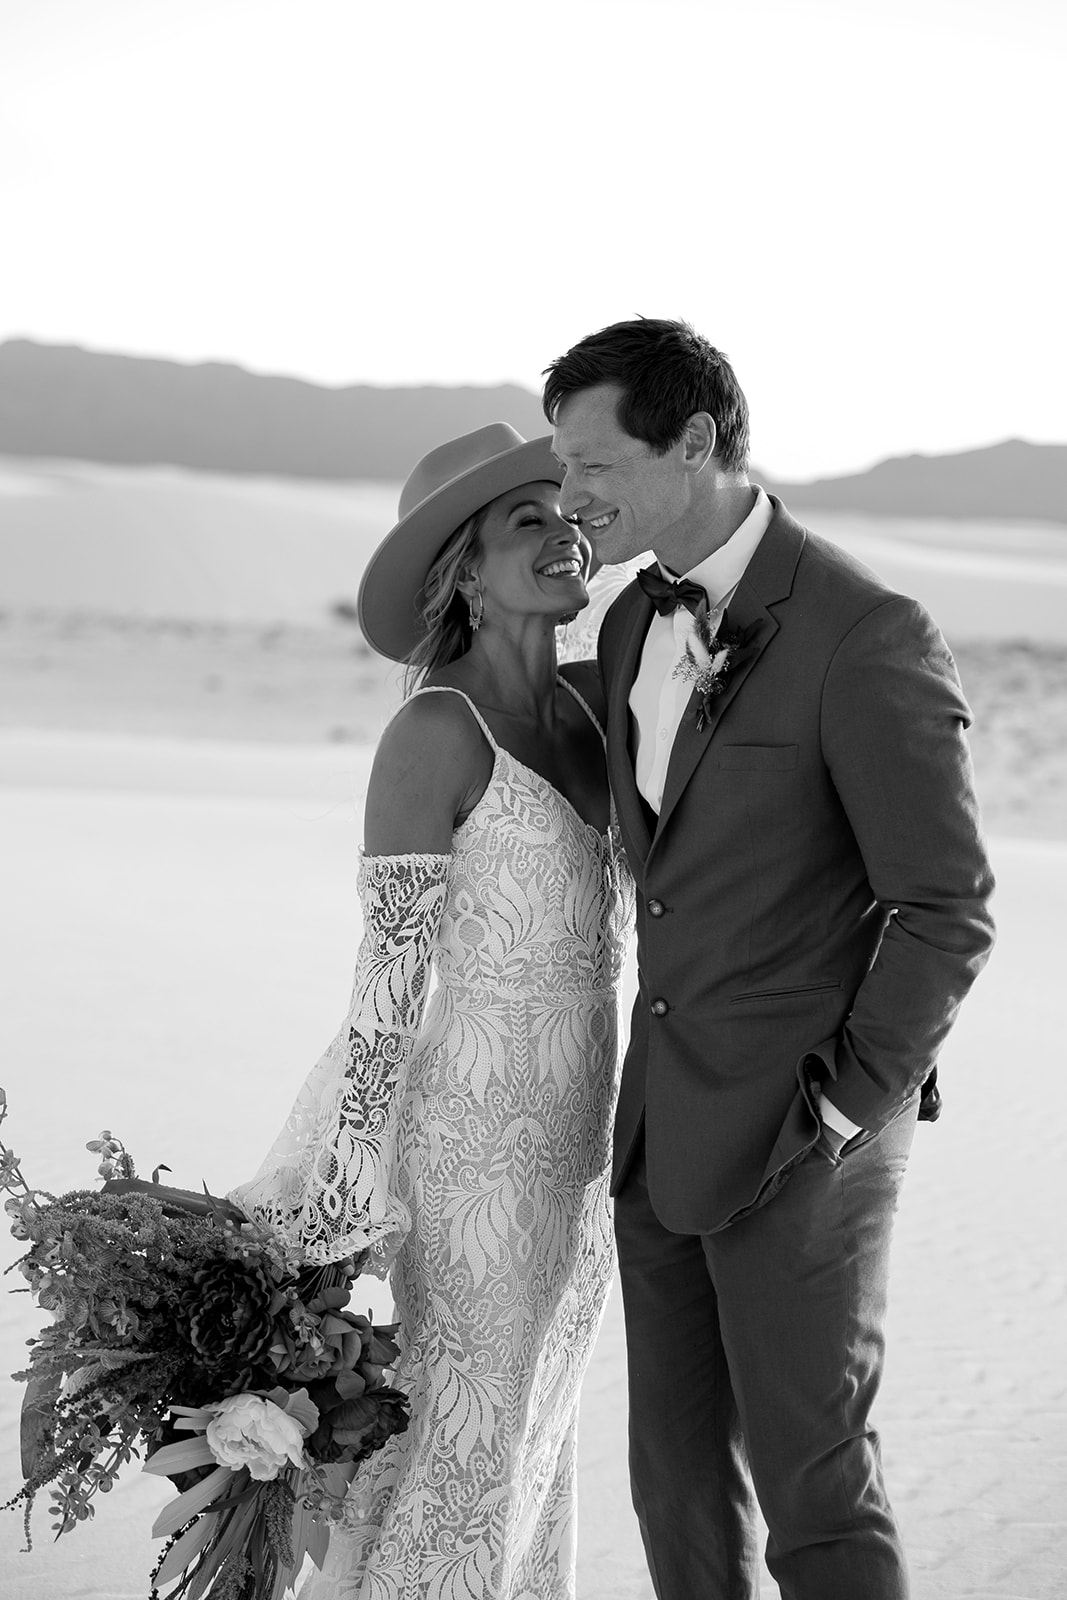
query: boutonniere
[{"left": 673, "top": 608, "right": 752, "bottom": 732}]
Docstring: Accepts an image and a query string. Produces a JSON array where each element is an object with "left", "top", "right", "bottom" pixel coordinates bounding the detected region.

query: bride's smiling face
[{"left": 467, "top": 481, "right": 592, "bottom": 624}]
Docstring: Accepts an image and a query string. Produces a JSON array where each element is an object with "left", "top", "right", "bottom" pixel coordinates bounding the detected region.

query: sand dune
[
  {"left": 0, "top": 459, "right": 397, "bottom": 625},
  {"left": 3, "top": 623, "right": 1064, "bottom": 840},
  {"left": 3, "top": 457, "right": 1067, "bottom": 641}
]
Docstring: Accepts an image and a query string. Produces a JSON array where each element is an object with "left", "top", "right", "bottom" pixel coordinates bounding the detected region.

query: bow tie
[{"left": 636, "top": 564, "right": 708, "bottom": 617}]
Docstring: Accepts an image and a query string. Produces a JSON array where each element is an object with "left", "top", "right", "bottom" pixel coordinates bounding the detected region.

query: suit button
[
  {"left": 650, "top": 998, "right": 670, "bottom": 1017},
  {"left": 648, "top": 898, "right": 665, "bottom": 917}
]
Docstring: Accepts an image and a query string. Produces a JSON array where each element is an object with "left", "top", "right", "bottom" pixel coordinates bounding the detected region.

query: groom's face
[{"left": 552, "top": 384, "right": 692, "bottom": 566}]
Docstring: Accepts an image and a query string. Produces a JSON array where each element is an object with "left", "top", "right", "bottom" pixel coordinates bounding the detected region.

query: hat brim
[{"left": 357, "top": 434, "right": 564, "bottom": 663}]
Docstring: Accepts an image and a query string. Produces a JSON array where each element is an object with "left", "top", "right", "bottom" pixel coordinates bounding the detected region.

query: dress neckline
[
  {"left": 409, "top": 680, "right": 610, "bottom": 841},
  {"left": 488, "top": 745, "right": 611, "bottom": 844}
]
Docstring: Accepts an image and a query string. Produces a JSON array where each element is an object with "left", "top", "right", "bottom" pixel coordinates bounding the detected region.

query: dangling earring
[{"left": 468, "top": 589, "right": 484, "bottom": 633}]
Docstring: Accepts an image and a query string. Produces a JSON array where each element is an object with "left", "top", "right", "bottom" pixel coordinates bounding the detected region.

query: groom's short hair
[{"left": 542, "top": 317, "right": 751, "bottom": 475}]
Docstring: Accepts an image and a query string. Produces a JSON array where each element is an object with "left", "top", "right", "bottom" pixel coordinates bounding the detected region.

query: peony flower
[
  {"left": 270, "top": 1291, "right": 370, "bottom": 1384},
  {"left": 204, "top": 1393, "right": 313, "bottom": 1481},
  {"left": 182, "top": 1255, "right": 276, "bottom": 1377},
  {"left": 309, "top": 1387, "right": 410, "bottom": 1464}
]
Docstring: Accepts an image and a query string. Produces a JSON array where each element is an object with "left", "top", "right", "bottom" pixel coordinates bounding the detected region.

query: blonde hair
[{"left": 403, "top": 504, "right": 488, "bottom": 691}]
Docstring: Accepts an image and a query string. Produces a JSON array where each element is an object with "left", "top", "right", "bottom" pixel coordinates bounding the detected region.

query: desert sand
[
  {"left": 1, "top": 464, "right": 1065, "bottom": 1596},
  {"left": 0, "top": 751, "right": 1063, "bottom": 1600}
]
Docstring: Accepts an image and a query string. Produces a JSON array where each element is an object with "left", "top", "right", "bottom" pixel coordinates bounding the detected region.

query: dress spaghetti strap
[
  {"left": 557, "top": 674, "right": 607, "bottom": 743},
  {"left": 390, "top": 685, "right": 500, "bottom": 752},
  {"left": 396, "top": 679, "right": 604, "bottom": 750}
]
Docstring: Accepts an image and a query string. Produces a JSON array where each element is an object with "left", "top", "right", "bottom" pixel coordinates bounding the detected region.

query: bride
[{"left": 232, "top": 423, "right": 633, "bottom": 1599}]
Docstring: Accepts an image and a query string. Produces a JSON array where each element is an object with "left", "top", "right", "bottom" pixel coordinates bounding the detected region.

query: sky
[{"left": 1, "top": 0, "right": 1063, "bottom": 478}]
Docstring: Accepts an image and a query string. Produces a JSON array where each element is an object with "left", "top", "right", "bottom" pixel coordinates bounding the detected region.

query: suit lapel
[
  {"left": 654, "top": 505, "right": 807, "bottom": 843},
  {"left": 606, "top": 585, "right": 655, "bottom": 865}
]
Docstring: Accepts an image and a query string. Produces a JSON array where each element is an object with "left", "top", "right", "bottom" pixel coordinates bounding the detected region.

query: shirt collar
[{"left": 660, "top": 487, "right": 773, "bottom": 610}]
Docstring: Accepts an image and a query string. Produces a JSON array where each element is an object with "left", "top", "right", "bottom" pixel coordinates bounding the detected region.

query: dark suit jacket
[{"left": 599, "top": 498, "right": 996, "bottom": 1234}]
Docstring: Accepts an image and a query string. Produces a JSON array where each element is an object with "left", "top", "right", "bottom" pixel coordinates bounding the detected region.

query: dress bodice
[{"left": 416, "top": 684, "right": 633, "bottom": 1008}]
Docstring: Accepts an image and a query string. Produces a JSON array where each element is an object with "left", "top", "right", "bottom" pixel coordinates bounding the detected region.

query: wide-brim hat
[{"left": 357, "top": 422, "right": 563, "bottom": 662}]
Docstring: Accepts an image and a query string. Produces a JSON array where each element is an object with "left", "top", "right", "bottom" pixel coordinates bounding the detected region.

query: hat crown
[
  {"left": 360, "top": 424, "right": 561, "bottom": 662},
  {"left": 398, "top": 422, "right": 531, "bottom": 521}
]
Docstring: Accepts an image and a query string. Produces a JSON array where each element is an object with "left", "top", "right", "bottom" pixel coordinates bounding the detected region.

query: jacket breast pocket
[{"left": 716, "top": 744, "right": 798, "bottom": 772}]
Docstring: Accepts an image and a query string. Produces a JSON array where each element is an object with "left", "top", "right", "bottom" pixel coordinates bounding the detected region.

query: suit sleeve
[{"left": 815, "top": 595, "right": 996, "bottom": 1130}]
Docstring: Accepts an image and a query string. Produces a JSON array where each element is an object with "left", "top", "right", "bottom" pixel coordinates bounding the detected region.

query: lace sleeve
[{"left": 229, "top": 852, "right": 451, "bottom": 1273}]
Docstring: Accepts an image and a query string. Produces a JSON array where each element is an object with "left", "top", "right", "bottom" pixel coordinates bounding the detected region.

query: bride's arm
[
  {"left": 364, "top": 689, "right": 492, "bottom": 853},
  {"left": 230, "top": 695, "right": 487, "bottom": 1269}
]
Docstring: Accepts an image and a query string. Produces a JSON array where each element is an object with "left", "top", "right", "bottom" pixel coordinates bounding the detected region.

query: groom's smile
[{"left": 551, "top": 382, "right": 695, "bottom": 566}]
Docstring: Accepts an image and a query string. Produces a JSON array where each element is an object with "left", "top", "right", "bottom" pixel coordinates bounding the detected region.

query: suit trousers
[{"left": 614, "top": 1100, "right": 919, "bottom": 1600}]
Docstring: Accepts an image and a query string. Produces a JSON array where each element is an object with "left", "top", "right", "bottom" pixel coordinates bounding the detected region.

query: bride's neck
[{"left": 458, "top": 623, "right": 561, "bottom": 723}]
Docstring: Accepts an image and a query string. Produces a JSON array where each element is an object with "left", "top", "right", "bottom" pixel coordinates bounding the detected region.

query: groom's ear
[{"left": 683, "top": 412, "right": 717, "bottom": 474}]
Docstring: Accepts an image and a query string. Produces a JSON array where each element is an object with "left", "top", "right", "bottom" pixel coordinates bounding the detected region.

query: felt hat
[{"left": 357, "top": 422, "right": 563, "bottom": 662}]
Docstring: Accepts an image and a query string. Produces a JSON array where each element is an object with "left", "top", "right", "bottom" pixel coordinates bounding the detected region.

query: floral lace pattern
[
  {"left": 231, "top": 855, "right": 452, "bottom": 1270},
  {"left": 251, "top": 682, "right": 633, "bottom": 1600},
  {"left": 555, "top": 557, "right": 649, "bottom": 667}
]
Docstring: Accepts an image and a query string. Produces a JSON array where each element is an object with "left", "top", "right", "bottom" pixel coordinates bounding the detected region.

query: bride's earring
[{"left": 468, "top": 588, "right": 484, "bottom": 633}]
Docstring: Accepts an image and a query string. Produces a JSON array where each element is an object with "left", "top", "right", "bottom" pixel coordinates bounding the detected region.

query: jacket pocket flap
[{"left": 731, "top": 980, "right": 841, "bottom": 1004}]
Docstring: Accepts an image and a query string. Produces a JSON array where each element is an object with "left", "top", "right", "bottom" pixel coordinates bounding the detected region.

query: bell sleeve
[{"left": 230, "top": 851, "right": 451, "bottom": 1274}]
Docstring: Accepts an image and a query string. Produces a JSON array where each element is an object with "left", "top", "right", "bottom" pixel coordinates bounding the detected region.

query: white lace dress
[{"left": 232, "top": 681, "right": 633, "bottom": 1600}]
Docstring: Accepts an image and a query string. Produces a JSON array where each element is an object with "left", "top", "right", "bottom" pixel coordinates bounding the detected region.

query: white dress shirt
[
  {"left": 630, "top": 488, "right": 772, "bottom": 813},
  {"left": 628, "top": 487, "right": 862, "bottom": 1143}
]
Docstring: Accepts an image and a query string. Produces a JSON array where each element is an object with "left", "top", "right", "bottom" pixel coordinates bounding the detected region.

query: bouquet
[{"left": 1, "top": 1087, "right": 410, "bottom": 1599}]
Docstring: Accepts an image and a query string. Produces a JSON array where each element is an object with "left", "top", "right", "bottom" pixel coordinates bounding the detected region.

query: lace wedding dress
[{"left": 232, "top": 680, "right": 633, "bottom": 1600}]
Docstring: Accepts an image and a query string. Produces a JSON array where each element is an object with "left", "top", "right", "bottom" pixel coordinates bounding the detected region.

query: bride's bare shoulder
[
  {"left": 377, "top": 686, "right": 489, "bottom": 769},
  {"left": 366, "top": 688, "right": 493, "bottom": 852}
]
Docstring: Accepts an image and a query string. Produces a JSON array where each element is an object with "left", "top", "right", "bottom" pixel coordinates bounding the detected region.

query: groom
[{"left": 543, "top": 318, "right": 995, "bottom": 1600}]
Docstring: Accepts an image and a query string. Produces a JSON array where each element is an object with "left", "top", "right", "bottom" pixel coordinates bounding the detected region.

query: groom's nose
[{"left": 558, "top": 470, "right": 589, "bottom": 522}]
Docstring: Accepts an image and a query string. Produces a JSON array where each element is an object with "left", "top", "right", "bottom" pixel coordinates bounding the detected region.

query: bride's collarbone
[{"left": 428, "top": 671, "right": 607, "bottom": 829}]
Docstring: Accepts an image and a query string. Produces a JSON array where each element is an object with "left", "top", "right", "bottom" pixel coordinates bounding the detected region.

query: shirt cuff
[{"left": 817, "top": 1091, "right": 864, "bottom": 1141}]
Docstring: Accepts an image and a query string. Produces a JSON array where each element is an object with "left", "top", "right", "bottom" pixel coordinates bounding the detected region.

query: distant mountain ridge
[
  {"left": 0, "top": 339, "right": 547, "bottom": 481},
  {"left": 1, "top": 339, "right": 1064, "bottom": 523},
  {"left": 759, "top": 440, "right": 1067, "bottom": 526}
]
